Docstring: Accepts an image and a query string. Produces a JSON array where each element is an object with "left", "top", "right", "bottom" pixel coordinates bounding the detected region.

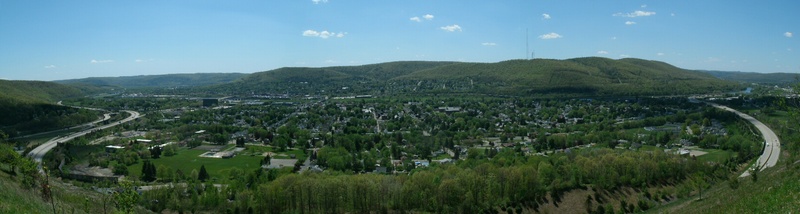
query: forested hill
[
  {"left": 0, "top": 80, "right": 101, "bottom": 137},
  {"left": 214, "top": 57, "right": 737, "bottom": 97},
  {"left": 699, "top": 70, "right": 800, "bottom": 85},
  {"left": 56, "top": 73, "right": 248, "bottom": 88},
  {"left": 0, "top": 80, "right": 88, "bottom": 103}
]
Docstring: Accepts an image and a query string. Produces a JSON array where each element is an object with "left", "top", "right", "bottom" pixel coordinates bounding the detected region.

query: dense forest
[{"left": 205, "top": 57, "right": 739, "bottom": 97}]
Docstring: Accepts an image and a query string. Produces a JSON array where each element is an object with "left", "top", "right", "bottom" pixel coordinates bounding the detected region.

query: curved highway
[
  {"left": 27, "top": 110, "right": 142, "bottom": 164},
  {"left": 707, "top": 103, "right": 780, "bottom": 177}
]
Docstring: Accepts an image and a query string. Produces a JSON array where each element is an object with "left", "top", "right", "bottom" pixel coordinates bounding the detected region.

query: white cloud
[
  {"left": 482, "top": 42, "right": 497, "bottom": 46},
  {"left": 620, "top": 54, "right": 630, "bottom": 58},
  {"left": 538, "top": 32, "right": 562, "bottom": 39},
  {"left": 785, "top": 32, "right": 793, "bottom": 38},
  {"left": 44, "top": 65, "right": 56, "bottom": 69},
  {"left": 613, "top": 10, "right": 656, "bottom": 18},
  {"left": 411, "top": 14, "right": 434, "bottom": 22},
  {"left": 324, "top": 59, "right": 337, "bottom": 64},
  {"left": 611, "top": 36, "right": 617, "bottom": 40},
  {"left": 597, "top": 50, "right": 609, "bottom": 54},
  {"left": 311, "top": 0, "right": 328, "bottom": 4},
  {"left": 657, "top": 53, "right": 665, "bottom": 56},
  {"left": 302, "top": 30, "right": 345, "bottom": 39},
  {"left": 90, "top": 59, "right": 113, "bottom": 64},
  {"left": 625, "top": 21, "right": 636, "bottom": 25},
  {"left": 641, "top": 4, "right": 647, "bottom": 8},
  {"left": 671, "top": 13, "right": 676, "bottom": 16},
  {"left": 440, "top": 25, "right": 462, "bottom": 32},
  {"left": 135, "top": 59, "right": 153, "bottom": 63},
  {"left": 542, "top": 13, "right": 551, "bottom": 20}
]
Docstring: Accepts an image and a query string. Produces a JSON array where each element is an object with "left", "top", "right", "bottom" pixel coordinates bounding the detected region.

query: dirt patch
[
  {"left": 70, "top": 164, "right": 114, "bottom": 177},
  {"left": 265, "top": 159, "right": 298, "bottom": 169},
  {"left": 689, "top": 150, "right": 708, "bottom": 156}
]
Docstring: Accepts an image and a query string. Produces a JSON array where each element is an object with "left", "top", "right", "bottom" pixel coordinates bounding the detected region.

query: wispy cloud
[
  {"left": 657, "top": 53, "right": 665, "bottom": 56},
  {"left": 481, "top": 42, "right": 496, "bottom": 46},
  {"left": 302, "top": 30, "right": 346, "bottom": 39},
  {"left": 411, "top": 14, "right": 435, "bottom": 22},
  {"left": 620, "top": 54, "right": 631, "bottom": 58},
  {"left": 625, "top": 21, "right": 636, "bottom": 25},
  {"left": 613, "top": 10, "right": 656, "bottom": 18},
  {"left": 44, "top": 65, "right": 56, "bottom": 69},
  {"left": 135, "top": 59, "right": 154, "bottom": 63},
  {"left": 538, "top": 32, "right": 562, "bottom": 40},
  {"left": 597, "top": 50, "right": 609, "bottom": 54},
  {"left": 311, "top": 0, "right": 328, "bottom": 4},
  {"left": 542, "top": 13, "right": 551, "bottom": 20},
  {"left": 90, "top": 59, "right": 113, "bottom": 64},
  {"left": 785, "top": 32, "right": 793, "bottom": 38},
  {"left": 641, "top": 4, "right": 647, "bottom": 8},
  {"left": 440, "top": 25, "right": 462, "bottom": 32}
]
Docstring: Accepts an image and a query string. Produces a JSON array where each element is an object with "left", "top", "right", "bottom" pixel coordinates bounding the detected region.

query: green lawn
[
  {"left": 241, "top": 145, "right": 308, "bottom": 160},
  {"left": 695, "top": 149, "right": 736, "bottom": 163},
  {"left": 128, "top": 148, "right": 263, "bottom": 182},
  {"left": 128, "top": 145, "right": 307, "bottom": 182}
]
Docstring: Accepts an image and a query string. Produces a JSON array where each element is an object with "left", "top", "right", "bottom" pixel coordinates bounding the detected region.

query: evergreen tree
[
  {"left": 198, "top": 165, "right": 210, "bottom": 182},
  {"left": 141, "top": 160, "right": 156, "bottom": 182}
]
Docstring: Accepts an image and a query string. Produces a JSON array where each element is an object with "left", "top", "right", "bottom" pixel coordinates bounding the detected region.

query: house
[{"left": 105, "top": 145, "right": 125, "bottom": 153}]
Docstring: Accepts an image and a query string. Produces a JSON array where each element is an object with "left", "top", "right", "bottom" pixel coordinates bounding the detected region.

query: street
[{"left": 707, "top": 103, "right": 781, "bottom": 177}]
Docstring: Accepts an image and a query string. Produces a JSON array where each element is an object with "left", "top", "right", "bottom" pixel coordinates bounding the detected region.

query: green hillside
[
  {"left": 700, "top": 70, "right": 800, "bottom": 85},
  {"left": 0, "top": 80, "right": 88, "bottom": 103},
  {"left": 221, "top": 58, "right": 737, "bottom": 97},
  {"left": 56, "top": 73, "right": 248, "bottom": 88},
  {"left": 0, "top": 80, "right": 100, "bottom": 137}
]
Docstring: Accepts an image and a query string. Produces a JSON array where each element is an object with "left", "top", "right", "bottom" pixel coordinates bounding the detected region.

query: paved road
[
  {"left": 27, "top": 110, "right": 142, "bottom": 165},
  {"left": 708, "top": 103, "right": 781, "bottom": 177},
  {"left": 10, "top": 113, "right": 112, "bottom": 140}
]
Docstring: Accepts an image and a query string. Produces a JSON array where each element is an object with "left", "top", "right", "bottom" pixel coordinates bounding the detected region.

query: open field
[{"left": 128, "top": 148, "right": 263, "bottom": 182}]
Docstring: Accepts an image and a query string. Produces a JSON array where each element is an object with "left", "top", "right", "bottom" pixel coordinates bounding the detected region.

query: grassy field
[
  {"left": 128, "top": 145, "right": 306, "bottom": 182},
  {"left": 695, "top": 148, "right": 736, "bottom": 163},
  {"left": 128, "top": 148, "right": 263, "bottom": 182}
]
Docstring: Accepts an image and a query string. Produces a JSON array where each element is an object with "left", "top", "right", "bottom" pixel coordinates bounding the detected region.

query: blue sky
[{"left": 1, "top": 0, "right": 798, "bottom": 81}]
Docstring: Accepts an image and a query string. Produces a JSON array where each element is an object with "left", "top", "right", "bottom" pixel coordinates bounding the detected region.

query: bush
[{"left": 113, "top": 163, "right": 128, "bottom": 176}]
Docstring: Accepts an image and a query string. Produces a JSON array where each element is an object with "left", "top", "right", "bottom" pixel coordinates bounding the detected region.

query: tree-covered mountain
[
  {"left": 214, "top": 57, "right": 738, "bottom": 97},
  {"left": 0, "top": 80, "right": 101, "bottom": 137},
  {"left": 699, "top": 70, "right": 800, "bottom": 85},
  {"left": 56, "top": 73, "right": 248, "bottom": 88},
  {"left": 0, "top": 79, "right": 91, "bottom": 103}
]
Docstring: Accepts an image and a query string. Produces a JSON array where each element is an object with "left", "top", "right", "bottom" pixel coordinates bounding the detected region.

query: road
[
  {"left": 27, "top": 110, "right": 142, "bottom": 165},
  {"left": 707, "top": 103, "right": 781, "bottom": 177},
  {"left": 10, "top": 113, "right": 112, "bottom": 140}
]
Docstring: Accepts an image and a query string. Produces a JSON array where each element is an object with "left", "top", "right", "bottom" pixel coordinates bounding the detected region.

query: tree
[
  {"left": 162, "top": 144, "right": 178, "bottom": 156},
  {"left": 113, "top": 163, "right": 129, "bottom": 176},
  {"left": 141, "top": 160, "right": 156, "bottom": 182},
  {"left": 689, "top": 172, "right": 709, "bottom": 200},
  {"left": 236, "top": 137, "right": 246, "bottom": 148},
  {"left": 260, "top": 154, "right": 272, "bottom": 167},
  {"left": 114, "top": 180, "right": 140, "bottom": 214},
  {"left": 198, "top": 165, "right": 210, "bottom": 182},
  {"left": 149, "top": 146, "right": 162, "bottom": 159}
]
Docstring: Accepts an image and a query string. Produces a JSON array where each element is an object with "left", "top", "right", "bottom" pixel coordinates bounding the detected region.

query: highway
[
  {"left": 708, "top": 103, "right": 781, "bottom": 177},
  {"left": 27, "top": 110, "right": 142, "bottom": 165}
]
